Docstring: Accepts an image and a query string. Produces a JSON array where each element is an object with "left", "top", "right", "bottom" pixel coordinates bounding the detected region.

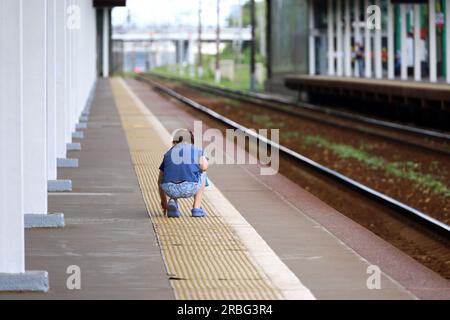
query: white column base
[
  {"left": 72, "top": 131, "right": 84, "bottom": 139},
  {"left": 67, "top": 142, "right": 81, "bottom": 151},
  {"left": 57, "top": 158, "right": 79, "bottom": 168},
  {"left": 24, "top": 213, "right": 65, "bottom": 228},
  {"left": 0, "top": 271, "right": 49, "bottom": 292},
  {"left": 48, "top": 179, "right": 72, "bottom": 192}
]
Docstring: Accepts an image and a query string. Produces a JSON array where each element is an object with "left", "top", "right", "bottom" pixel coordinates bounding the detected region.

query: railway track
[{"left": 140, "top": 73, "right": 450, "bottom": 156}]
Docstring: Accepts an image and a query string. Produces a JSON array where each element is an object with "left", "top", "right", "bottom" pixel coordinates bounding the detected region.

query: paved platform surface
[
  {"left": 1, "top": 80, "right": 173, "bottom": 299},
  {"left": 110, "top": 78, "right": 291, "bottom": 300},
  {"left": 2, "top": 78, "right": 448, "bottom": 300}
]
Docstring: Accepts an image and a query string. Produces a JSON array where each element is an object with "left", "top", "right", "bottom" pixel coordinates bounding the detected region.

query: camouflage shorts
[{"left": 161, "top": 172, "right": 207, "bottom": 199}]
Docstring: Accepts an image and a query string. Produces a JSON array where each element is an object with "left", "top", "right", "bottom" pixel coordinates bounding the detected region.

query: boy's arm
[
  {"left": 158, "top": 170, "right": 168, "bottom": 213},
  {"left": 199, "top": 156, "right": 208, "bottom": 172}
]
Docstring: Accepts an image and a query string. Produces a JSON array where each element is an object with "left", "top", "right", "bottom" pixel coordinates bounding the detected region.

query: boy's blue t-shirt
[{"left": 159, "top": 143, "right": 205, "bottom": 184}]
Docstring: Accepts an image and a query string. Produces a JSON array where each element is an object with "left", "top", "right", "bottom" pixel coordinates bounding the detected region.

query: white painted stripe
[{"left": 117, "top": 77, "right": 316, "bottom": 300}]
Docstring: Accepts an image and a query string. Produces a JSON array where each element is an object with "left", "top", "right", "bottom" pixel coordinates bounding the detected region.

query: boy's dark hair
[{"left": 172, "top": 129, "right": 194, "bottom": 144}]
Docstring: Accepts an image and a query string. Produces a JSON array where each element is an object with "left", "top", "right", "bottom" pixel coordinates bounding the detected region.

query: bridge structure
[
  {"left": 111, "top": 27, "right": 252, "bottom": 73},
  {"left": 113, "top": 27, "right": 252, "bottom": 43}
]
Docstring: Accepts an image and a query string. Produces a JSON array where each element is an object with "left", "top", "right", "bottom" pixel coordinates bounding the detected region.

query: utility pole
[
  {"left": 197, "top": 0, "right": 203, "bottom": 78},
  {"left": 237, "top": 0, "right": 243, "bottom": 65},
  {"left": 250, "top": 0, "right": 256, "bottom": 91},
  {"left": 215, "top": 0, "right": 221, "bottom": 83},
  {"left": 258, "top": 1, "right": 266, "bottom": 58}
]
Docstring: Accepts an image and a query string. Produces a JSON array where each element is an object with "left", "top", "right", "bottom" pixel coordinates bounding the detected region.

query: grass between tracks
[{"left": 303, "top": 135, "right": 450, "bottom": 198}]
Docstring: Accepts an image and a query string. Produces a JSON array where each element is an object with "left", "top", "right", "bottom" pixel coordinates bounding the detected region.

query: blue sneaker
[
  {"left": 167, "top": 199, "right": 180, "bottom": 218},
  {"left": 191, "top": 207, "right": 206, "bottom": 218}
]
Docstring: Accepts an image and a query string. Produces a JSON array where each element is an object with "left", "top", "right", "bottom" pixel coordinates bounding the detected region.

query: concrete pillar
[
  {"left": 65, "top": 0, "right": 73, "bottom": 145},
  {"left": 22, "top": 0, "right": 48, "bottom": 218},
  {"left": 414, "top": 4, "right": 422, "bottom": 81},
  {"left": 48, "top": 0, "right": 73, "bottom": 193},
  {"left": 55, "top": 0, "right": 67, "bottom": 160},
  {"left": 87, "top": 1, "right": 95, "bottom": 101},
  {"left": 344, "top": 0, "right": 351, "bottom": 77},
  {"left": 429, "top": 0, "right": 437, "bottom": 82},
  {"left": 400, "top": 4, "right": 408, "bottom": 80},
  {"left": 22, "top": 0, "right": 64, "bottom": 227},
  {"left": 336, "top": 0, "right": 343, "bottom": 76},
  {"left": 447, "top": 0, "right": 450, "bottom": 83},
  {"left": 70, "top": 0, "right": 78, "bottom": 133},
  {"left": 80, "top": 0, "right": 94, "bottom": 107},
  {"left": 309, "top": 0, "right": 316, "bottom": 75},
  {"left": 77, "top": 0, "right": 83, "bottom": 121},
  {"left": 387, "top": 2, "right": 395, "bottom": 79},
  {"left": 83, "top": 0, "right": 89, "bottom": 104},
  {"left": 0, "top": 0, "right": 25, "bottom": 275},
  {"left": 364, "top": 0, "right": 372, "bottom": 78},
  {"left": 79, "top": 0, "right": 85, "bottom": 101},
  {"left": 327, "top": 0, "right": 335, "bottom": 76},
  {"left": 0, "top": 0, "right": 49, "bottom": 291},
  {"left": 59, "top": 0, "right": 81, "bottom": 170},
  {"left": 47, "top": 0, "right": 57, "bottom": 181},
  {"left": 89, "top": 3, "right": 97, "bottom": 93},
  {"left": 103, "top": 7, "right": 110, "bottom": 78},
  {"left": 79, "top": 0, "right": 88, "bottom": 116},
  {"left": 72, "top": 0, "right": 79, "bottom": 125}
]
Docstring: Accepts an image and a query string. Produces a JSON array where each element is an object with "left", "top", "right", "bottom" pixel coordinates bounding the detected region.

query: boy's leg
[
  {"left": 158, "top": 184, "right": 168, "bottom": 214},
  {"left": 193, "top": 179, "right": 206, "bottom": 209}
]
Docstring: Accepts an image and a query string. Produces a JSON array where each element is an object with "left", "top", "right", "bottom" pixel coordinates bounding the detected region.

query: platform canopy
[
  {"left": 93, "top": 0, "right": 126, "bottom": 7},
  {"left": 390, "top": 1, "right": 427, "bottom": 3}
]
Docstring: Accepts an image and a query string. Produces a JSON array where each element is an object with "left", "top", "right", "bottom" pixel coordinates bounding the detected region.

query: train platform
[
  {"left": 284, "top": 75, "right": 450, "bottom": 130},
  {"left": 285, "top": 75, "right": 450, "bottom": 105},
  {"left": 2, "top": 78, "right": 449, "bottom": 300}
]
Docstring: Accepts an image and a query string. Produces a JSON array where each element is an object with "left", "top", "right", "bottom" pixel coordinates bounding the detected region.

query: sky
[{"left": 112, "top": 0, "right": 246, "bottom": 28}]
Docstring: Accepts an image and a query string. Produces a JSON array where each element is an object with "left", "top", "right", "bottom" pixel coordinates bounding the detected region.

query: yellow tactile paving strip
[{"left": 110, "top": 78, "right": 282, "bottom": 300}]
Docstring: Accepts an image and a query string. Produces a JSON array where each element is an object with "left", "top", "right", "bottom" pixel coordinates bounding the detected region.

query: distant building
[{"left": 266, "top": 0, "right": 450, "bottom": 96}]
